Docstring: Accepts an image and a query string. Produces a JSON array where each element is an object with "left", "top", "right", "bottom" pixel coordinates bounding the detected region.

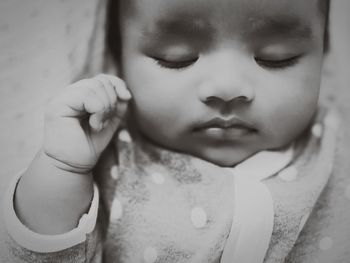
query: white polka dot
[
  {"left": 151, "top": 172, "right": 165, "bottom": 185},
  {"left": 118, "top": 129, "right": 132, "bottom": 143},
  {"left": 143, "top": 247, "right": 158, "bottom": 263},
  {"left": 345, "top": 184, "right": 350, "bottom": 200},
  {"left": 278, "top": 166, "right": 298, "bottom": 182},
  {"left": 311, "top": 123, "right": 323, "bottom": 138},
  {"left": 110, "top": 199, "right": 123, "bottom": 220},
  {"left": 319, "top": 237, "right": 333, "bottom": 250},
  {"left": 324, "top": 113, "right": 339, "bottom": 130},
  {"left": 191, "top": 207, "right": 207, "bottom": 228},
  {"left": 110, "top": 165, "right": 119, "bottom": 180}
]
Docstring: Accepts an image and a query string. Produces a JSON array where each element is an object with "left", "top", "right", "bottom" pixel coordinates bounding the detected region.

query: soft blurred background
[{"left": 0, "top": 0, "right": 349, "bottom": 261}]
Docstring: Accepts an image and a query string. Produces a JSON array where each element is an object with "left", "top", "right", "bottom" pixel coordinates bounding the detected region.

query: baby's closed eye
[
  {"left": 145, "top": 44, "right": 199, "bottom": 69},
  {"left": 254, "top": 44, "right": 305, "bottom": 69}
]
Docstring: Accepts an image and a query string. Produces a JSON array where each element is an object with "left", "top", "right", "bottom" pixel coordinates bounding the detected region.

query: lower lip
[{"left": 195, "top": 127, "right": 255, "bottom": 140}]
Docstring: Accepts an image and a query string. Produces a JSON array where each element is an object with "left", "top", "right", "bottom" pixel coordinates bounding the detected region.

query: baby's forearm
[
  {"left": 14, "top": 150, "right": 94, "bottom": 235},
  {"left": 12, "top": 75, "right": 127, "bottom": 236}
]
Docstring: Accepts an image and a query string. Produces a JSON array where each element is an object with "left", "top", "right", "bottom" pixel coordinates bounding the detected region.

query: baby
[{"left": 4, "top": 0, "right": 339, "bottom": 262}]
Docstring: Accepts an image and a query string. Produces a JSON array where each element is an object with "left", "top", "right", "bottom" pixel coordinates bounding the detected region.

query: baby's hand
[{"left": 44, "top": 74, "right": 131, "bottom": 174}]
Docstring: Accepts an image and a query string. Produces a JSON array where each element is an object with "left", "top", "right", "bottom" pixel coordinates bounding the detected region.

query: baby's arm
[{"left": 5, "top": 75, "right": 130, "bottom": 255}]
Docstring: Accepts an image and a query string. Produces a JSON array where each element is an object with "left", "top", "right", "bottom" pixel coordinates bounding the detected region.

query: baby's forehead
[
  {"left": 123, "top": 0, "right": 322, "bottom": 31},
  {"left": 123, "top": 0, "right": 321, "bottom": 18},
  {"left": 121, "top": 0, "right": 321, "bottom": 43}
]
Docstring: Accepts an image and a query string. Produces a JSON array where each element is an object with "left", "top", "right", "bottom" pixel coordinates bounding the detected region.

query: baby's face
[{"left": 118, "top": 0, "right": 326, "bottom": 166}]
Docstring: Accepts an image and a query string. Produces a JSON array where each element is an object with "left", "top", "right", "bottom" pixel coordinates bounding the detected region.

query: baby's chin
[
  {"left": 188, "top": 138, "right": 297, "bottom": 167},
  {"left": 188, "top": 146, "right": 260, "bottom": 168}
]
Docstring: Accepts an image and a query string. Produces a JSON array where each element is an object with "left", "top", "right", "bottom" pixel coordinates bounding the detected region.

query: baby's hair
[{"left": 106, "top": 0, "right": 331, "bottom": 65}]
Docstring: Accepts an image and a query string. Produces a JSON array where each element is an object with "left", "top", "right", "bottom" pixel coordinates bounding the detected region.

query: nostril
[
  {"left": 235, "top": 95, "right": 251, "bottom": 103},
  {"left": 198, "top": 80, "right": 255, "bottom": 104},
  {"left": 201, "top": 93, "right": 252, "bottom": 104},
  {"left": 204, "top": 96, "right": 219, "bottom": 103}
]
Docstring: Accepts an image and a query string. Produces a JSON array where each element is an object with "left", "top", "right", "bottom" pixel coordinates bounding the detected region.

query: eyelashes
[
  {"left": 254, "top": 55, "right": 302, "bottom": 69},
  {"left": 152, "top": 56, "right": 198, "bottom": 69},
  {"left": 151, "top": 54, "right": 302, "bottom": 70}
]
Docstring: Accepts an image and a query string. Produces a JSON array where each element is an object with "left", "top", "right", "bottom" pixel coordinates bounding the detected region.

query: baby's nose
[
  {"left": 198, "top": 51, "right": 255, "bottom": 104},
  {"left": 198, "top": 80, "right": 254, "bottom": 104}
]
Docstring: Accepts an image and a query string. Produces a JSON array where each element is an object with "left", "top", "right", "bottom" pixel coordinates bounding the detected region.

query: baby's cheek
[
  {"left": 258, "top": 101, "right": 313, "bottom": 148},
  {"left": 131, "top": 103, "right": 174, "bottom": 138},
  {"left": 273, "top": 113, "right": 314, "bottom": 147}
]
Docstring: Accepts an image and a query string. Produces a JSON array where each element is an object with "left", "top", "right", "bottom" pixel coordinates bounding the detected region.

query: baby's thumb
[
  {"left": 89, "top": 112, "right": 104, "bottom": 132},
  {"left": 89, "top": 101, "right": 128, "bottom": 133},
  {"left": 87, "top": 111, "right": 122, "bottom": 158}
]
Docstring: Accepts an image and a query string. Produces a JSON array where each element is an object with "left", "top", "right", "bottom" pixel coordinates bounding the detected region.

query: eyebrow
[
  {"left": 141, "top": 16, "right": 214, "bottom": 45},
  {"left": 140, "top": 14, "right": 312, "bottom": 48},
  {"left": 246, "top": 15, "right": 313, "bottom": 39}
]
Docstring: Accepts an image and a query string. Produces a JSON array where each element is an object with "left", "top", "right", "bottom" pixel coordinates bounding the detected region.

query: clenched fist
[{"left": 44, "top": 74, "right": 131, "bottom": 174}]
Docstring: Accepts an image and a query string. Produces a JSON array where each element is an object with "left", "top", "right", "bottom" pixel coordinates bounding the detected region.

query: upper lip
[{"left": 194, "top": 117, "right": 256, "bottom": 131}]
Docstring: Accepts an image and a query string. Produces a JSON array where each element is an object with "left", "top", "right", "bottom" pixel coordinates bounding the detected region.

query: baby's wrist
[
  {"left": 43, "top": 150, "right": 94, "bottom": 175},
  {"left": 27, "top": 149, "right": 94, "bottom": 189}
]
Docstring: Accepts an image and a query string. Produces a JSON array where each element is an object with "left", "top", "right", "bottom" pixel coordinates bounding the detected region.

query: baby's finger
[
  {"left": 115, "top": 100, "right": 129, "bottom": 120},
  {"left": 81, "top": 89, "right": 108, "bottom": 116},
  {"left": 95, "top": 74, "right": 117, "bottom": 107},
  {"left": 102, "top": 75, "right": 132, "bottom": 101},
  {"left": 55, "top": 86, "right": 106, "bottom": 117},
  {"left": 89, "top": 112, "right": 104, "bottom": 132},
  {"left": 87, "top": 79, "right": 113, "bottom": 111},
  {"left": 65, "top": 79, "right": 111, "bottom": 113}
]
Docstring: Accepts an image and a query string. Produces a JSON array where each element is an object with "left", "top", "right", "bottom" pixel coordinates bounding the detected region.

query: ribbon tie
[{"left": 221, "top": 146, "right": 294, "bottom": 263}]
